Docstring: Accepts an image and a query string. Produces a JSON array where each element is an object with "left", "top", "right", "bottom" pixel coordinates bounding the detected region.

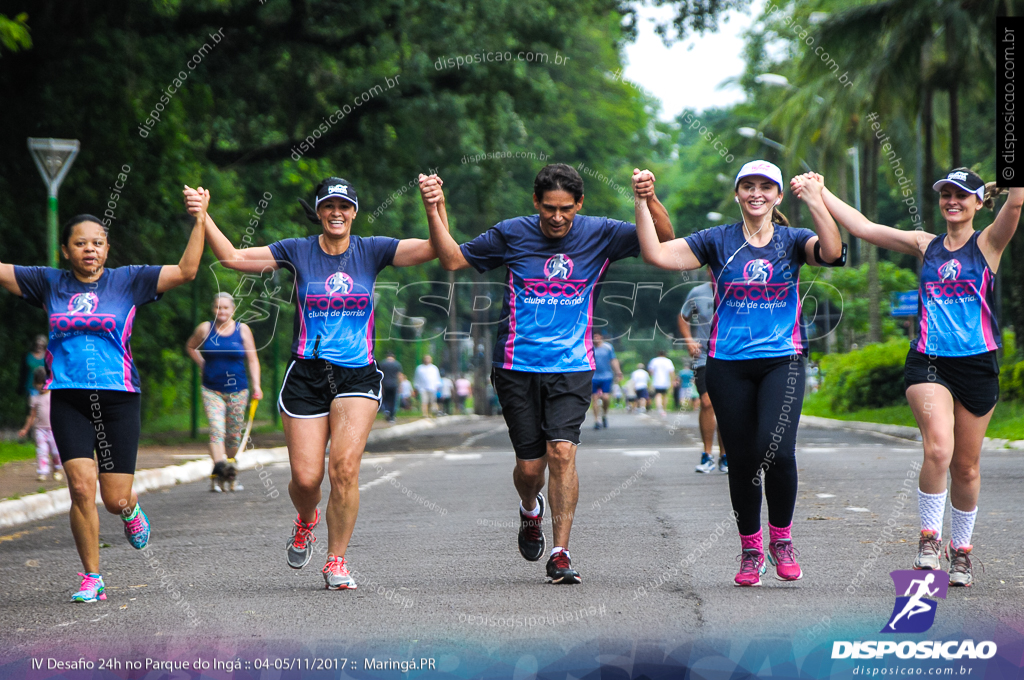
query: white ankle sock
[
  {"left": 520, "top": 502, "right": 540, "bottom": 518},
  {"left": 917, "top": 488, "right": 947, "bottom": 538},
  {"left": 950, "top": 505, "right": 978, "bottom": 550},
  {"left": 551, "top": 547, "right": 568, "bottom": 558}
]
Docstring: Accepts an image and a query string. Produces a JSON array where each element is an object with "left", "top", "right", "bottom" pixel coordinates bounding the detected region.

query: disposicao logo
[{"left": 830, "top": 570, "right": 996, "bottom": 661}]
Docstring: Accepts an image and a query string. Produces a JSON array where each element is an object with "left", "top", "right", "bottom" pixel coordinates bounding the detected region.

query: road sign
[
  {"left": 891, "top": 291, "right": 918, "bottom": 317},
  {"left": 28, "top": 137, "right": 80, "bottom": 268}
]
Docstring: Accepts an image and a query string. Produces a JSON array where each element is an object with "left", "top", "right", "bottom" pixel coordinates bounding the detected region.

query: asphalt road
[{"left": 1, "top": 410, "right": 1021, "bottom": 672}]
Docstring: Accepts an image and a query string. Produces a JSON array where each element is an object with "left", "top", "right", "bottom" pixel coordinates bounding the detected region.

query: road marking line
[
  {"left": 0, "top": 525, "right": 52, "bottom": 543},
  {"left": 622, "top": 450, "right": 660, "bottom": 457},
  {"left": 816, "top": 493, "right": 836, "bottom": 498},
  {"left": 444, "top": 453, "right": 482, "bottom": 461},
  {"left": 359, "top": 470, "right": 401, "bottom": 491},
  {"left": 846, "top": 507, "right": 871, "bottom": 512}
]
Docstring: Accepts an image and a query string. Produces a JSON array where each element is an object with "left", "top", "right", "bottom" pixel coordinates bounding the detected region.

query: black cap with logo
[{"left": 931, "top": 170, "right": 985, "bottom": 201}]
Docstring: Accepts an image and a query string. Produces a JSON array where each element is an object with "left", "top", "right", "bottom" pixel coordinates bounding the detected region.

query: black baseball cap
[
  {"left": 315, "top": 177, "right": 359, "bottom": 210},
  {"left": 932, "top": 170, "right": 985, "bottom": 201}
]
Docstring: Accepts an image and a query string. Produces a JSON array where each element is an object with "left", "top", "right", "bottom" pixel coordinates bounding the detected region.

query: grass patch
[
  {"left": 0, "top": 441, "right": 36, "bottom": 467},
  {"left": 803, "top": 393, "right": 1024, "bottom": 440}
]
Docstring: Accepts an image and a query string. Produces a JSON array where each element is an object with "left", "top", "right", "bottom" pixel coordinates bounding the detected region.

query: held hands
[
  {"left": 789, "top": 172, "right": 825, "bottom": 202},
  {"left": 183, "top": 185, "right": 211, "bottom": 218},
  {"left": 418, "top": 174, "right": 445, "bottom": 210},
  {"left": 632, "top": 168, "right": 657, "bottom": 200}
]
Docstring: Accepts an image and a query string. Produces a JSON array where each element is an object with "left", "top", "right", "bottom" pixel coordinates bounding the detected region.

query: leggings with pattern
[{"left": 201, "top": 386, "right": 250, "bottom": 452}]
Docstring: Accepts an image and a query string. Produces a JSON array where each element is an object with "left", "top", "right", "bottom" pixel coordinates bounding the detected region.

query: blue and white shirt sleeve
[
  {"left": 13, "top": 266, "right": 50, "bottom": 308},
  {"left": 605, "top": 219, "right": 641, "bottom": 261},
  {"left": 460, "top": 225, "right": 509, "bottom": 273}
]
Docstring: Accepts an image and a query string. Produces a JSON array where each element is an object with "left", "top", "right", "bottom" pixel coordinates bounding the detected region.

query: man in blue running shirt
[
  {"left": 590, "top": 331, "right": 621, "bottom": 430},
  {"left": 419, "top": 163, "right": 674, "bottom": 584}
]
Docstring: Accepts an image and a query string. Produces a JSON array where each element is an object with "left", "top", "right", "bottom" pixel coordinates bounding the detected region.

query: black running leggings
[{"left": 705, "top": 355, "right": 805, "bottom": 536}]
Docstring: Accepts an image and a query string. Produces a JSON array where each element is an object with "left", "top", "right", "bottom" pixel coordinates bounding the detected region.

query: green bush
[
  {"left": 819, "top": 340, "right": 909, "bottom": 413},
  {"left": 1000, "top": 360, "right": 1024, "bottom": 402}
]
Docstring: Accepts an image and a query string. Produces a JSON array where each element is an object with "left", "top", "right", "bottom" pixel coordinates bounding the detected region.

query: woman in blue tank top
[
  {"left": 812, "top": 168, "right": 1021, "bottom": 586},
  {"left": 186, "top": 292, "right": 262, "bottom": 492}
]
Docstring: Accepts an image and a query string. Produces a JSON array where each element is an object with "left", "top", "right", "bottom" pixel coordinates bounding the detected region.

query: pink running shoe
[
  {"left": 767, "top": 539, "right": 803, "bottom": 581},
  {"left": 734, "top": 549, "right": 766, "bottom": 587}
]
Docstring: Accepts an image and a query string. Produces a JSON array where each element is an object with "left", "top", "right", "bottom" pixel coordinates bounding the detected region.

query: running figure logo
[
  {"left": 881, "top": 570, "right": 949, "bottom": 633},
  {"left": 743, "top": 259, "right": 773, "bottom": 284},
  {"left": 67, "top": 292, "right": 99, "bottom": 315},
  {"left": 938, "top": 259, "right": 962, "bottom": 282},
  {"left": 325, "top": 272, "right": 354, "bottom": 295},
  {"left": 544, "top": 254, "right": 574, "bottom": 280}
]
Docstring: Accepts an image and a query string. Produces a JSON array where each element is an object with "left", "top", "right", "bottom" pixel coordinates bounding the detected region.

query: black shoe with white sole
[
  {"left": 517, "top": 493, "right": 546, "bottom": 561},
  {"left": 546, "top": 550, "right": 581, "bottom": 584}
]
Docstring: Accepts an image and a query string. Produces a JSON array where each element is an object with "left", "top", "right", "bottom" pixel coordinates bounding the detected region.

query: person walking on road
[
  {"left": 413, "top": 355, "right": 442, "bottom": 418},
  {"left": 680, "top": 280, "right": 727, "bottom": 474},
  {"left": 647, "top": 350, "right": 675, "bottom": 417},
  {"left": 633, "top": 160, "right": 845, "bottom": 587},
  {"left": 18, "top": 366, "right": 63, "bottom": 482},
  {"left": 0, "top": 203, "right": 206, "bottom": 602},
  {"left": 630, "top": 363, "right": 650, "bottom": 414},
  {"left": 378, "top": 352, "right": 403, "bottom": 422},
  {"left": 18, "top": 334, "right": 48, "bottom": 400},
  {"left": 810, "top": 167, "right": 1021, "bottom": 587},
  {"left": 186, "top": 292, "right": 263, "bottom": 492},
  {"left": 590, "top": 331, "right": 622, "bottom": 430},
  {"left": 419, "top": 162, "right": 674, "bottom": 584},
  {"left": 188, "top": 177, "right": 438, "bottom": 590}
]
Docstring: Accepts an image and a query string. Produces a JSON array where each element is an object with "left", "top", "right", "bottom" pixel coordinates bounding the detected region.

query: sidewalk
[{"left": 0, "top": 414, "right": 478, "bottom": 529}]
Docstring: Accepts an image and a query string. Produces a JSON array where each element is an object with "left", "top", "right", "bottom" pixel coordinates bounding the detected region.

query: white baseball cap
[{"left": 734, "top": 160, "right": 784, "bottom": 191}]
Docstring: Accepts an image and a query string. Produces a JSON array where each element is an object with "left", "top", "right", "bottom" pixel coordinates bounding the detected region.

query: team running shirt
[
  {"left": 913, "top": 231, "right": 1000, "bottom": 357},
  {"left": 14, "top": 265, "right": 163, "bottom": 392},
  {"left": 460, "top": 214, "right": 640, "bottom": 373},
  {"left": 268, "top": 235, "right": 399, "bottom": 367},
  {"left": 593, "top": 343, "right": 616, "bottom": 381},
  {"left": 685, "top": 223, "right": 815, "bottom": 360}
]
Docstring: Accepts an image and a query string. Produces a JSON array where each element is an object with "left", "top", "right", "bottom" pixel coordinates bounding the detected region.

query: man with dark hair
[{"left": 418, "top": 163, "right": 674, "bottom": 584}]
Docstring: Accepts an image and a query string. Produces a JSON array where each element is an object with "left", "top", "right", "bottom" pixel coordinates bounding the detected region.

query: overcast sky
[{"left": 622, "top": 0, "right": 766, "bottom": 121}]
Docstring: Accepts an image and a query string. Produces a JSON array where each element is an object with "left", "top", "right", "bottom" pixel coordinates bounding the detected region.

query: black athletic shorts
[
  {"left": 904, "top": 348, "right": 999, "bottom": 417},
  {"left": 279, "top": 357, "right": 383, "bottom": 418},
  {"left": 50, "top": 389, "right": 141, "bottom": 475},
  {"left": 694, "top": 365, "right": 708, "bottom": 396},
  {"left": 491, "top": 367, "right": 592, "bottom": 460}
]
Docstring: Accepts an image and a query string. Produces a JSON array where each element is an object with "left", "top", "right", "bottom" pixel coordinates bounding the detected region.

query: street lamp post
[
  {"left": 736, "top": 127, "right": 812, "bottom": 172},
  {"left": 27, "top": 138, "right": 81, "bottom": 268}
]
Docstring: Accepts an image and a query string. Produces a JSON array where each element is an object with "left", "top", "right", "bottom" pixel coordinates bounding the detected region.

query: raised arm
[
  {"left": 633, "top": 175, "right": 702, "bottom": 271},
  {"left": 155, "top": 185, "right": 207, "bottom": 293},
  {"left": 240, "top": 323, "right": 263, "bottom": 400},
  {"left": 184, "top": 186, "right": 280, "bottom": 275},
  {"left": 419, "top": 173, "right": 472, "bottom": 271},
  {"left": 789, "top": 174, "right": 843, "bottom": 265},
  {"left": 811, "top": 176, "right": 933, "bottom": 258},
  {"left": 978, "top": 187, "right": 1023, "bottom": 269},
  {"left": 633, "top": 168, "right": 675, "bottom": 242}
]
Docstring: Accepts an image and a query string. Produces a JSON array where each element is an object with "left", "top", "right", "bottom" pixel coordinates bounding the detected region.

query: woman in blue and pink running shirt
[
  {"left": 188, "top": 177, "right": 438, "bottom": 590},
  {"left": 634, "top": 160, "right": 845, "bottom": 587},
  {"left": 0, "top": 200, "right": 206, "bottom": 603},
  {"left": 813, "top": 168, "right": 1021, "bottom": 587}
]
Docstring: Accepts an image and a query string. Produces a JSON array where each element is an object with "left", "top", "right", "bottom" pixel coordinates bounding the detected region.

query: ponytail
[
  {"left": 983, "top": 182, "right": 1006, "bottom": 211},
  {"left": 772, "top": 206, "right": 789, "bottom": 227}
]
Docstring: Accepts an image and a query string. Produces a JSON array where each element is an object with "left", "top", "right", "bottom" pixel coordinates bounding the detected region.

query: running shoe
[
  {"left": 767, "top": 539, "right": 803, "bottom": 581},
  {"left": 518, "top": 493, "right": 546, "bottom": 562},
  {"left": 946, "top": 543, "right": 980, "bottom": 587},
  {"left": 593, "top": 421, "right": 602, "bottom": 430},
  {"left": 121, "top": 503, "right": 150, "bottom": 549},
  {"left": 602, "top": 415, "right": 608, "bottom": 429},
  {"left": 53, "top": 470, "right": 64, "bottom": 482},
  {"left": 71, "top": 572, "right": 106, "bottom": 602},
  {"left": 322, "top": 556, "right": 357, "bottom": 590},
  {"left": 287, "top": 509, "right": 319, "bottom": 569},
  {"left": 546, "top": 550, "right": 581, "bottom": 584},
  {"left": 37, "top": 473, "right": 48, "bottom": 482},
  {"left": 734, "top": 549, "right": 766, "bottom": 587},
  {"left": 718, "top": 454, "right": 728, "bottom": 474},
  {"left": 695, "top": 452, "right": 716, "bottom": 474},
  {"left": 913, "top": 529, "right": 942, "bottom": 570}
]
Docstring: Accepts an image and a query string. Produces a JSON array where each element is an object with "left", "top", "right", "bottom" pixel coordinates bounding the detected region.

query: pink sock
[
  {"left": 769, "top": 523, "right": 792, "bottom": 542},
  {"left": 740, "top": 530, "right": 763, "bottom": 553}
]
